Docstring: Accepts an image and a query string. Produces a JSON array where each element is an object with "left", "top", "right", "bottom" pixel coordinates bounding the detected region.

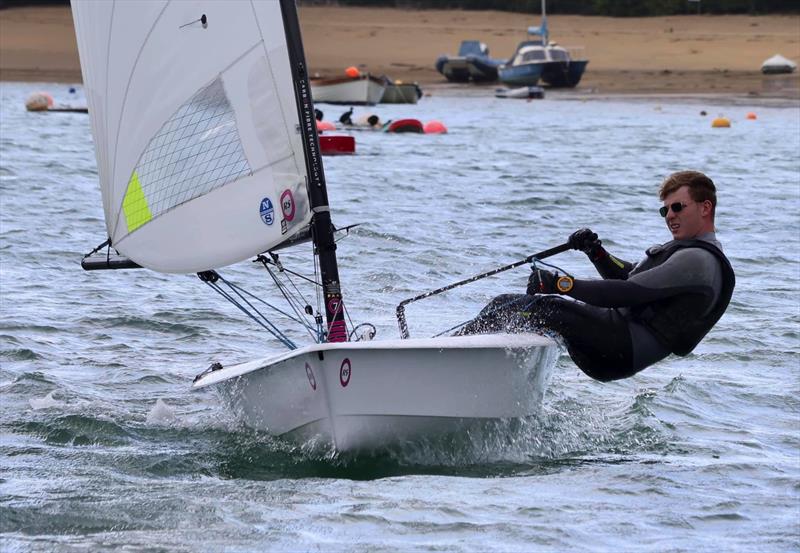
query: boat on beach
[
  {"left": 435, "top": 40, "right": 505, "bottom": 83},
  {"left": 72, "top": 0, "right": 559, "bottom": 454},
  {"left": 761, "top": 54, "right": 797, "bottom": 74},
  {"left": 499, "top": 1, "right": 588, "bottom": 88},
  {"left": 380, "top": 80, "right": 423, "bottom": 104},
  {"left": 311, "top": 74, "right": 386, "bottom": 105},
  {"left": 495, "top": 85, "right": 545, "bottom": 99}
]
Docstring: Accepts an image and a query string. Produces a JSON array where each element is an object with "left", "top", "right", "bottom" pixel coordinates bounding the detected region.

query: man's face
[{"left": 662, "top": 186, "right": 710, "bottom": 240}]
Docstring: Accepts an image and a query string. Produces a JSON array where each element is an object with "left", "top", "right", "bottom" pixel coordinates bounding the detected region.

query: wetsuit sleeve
[
  {"left": 588, "top": 247, "right": 635, "bottom": 280},
  {"left": 567, "top": 249, "right": 721, "bottom": 308}
]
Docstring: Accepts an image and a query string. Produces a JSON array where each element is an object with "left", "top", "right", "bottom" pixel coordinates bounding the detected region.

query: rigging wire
[
  {"left": 199, "top": 272, "right": 297, "bottom": 350},
  {"left": 221, "top": 278, "right": 314, "bottom": 331},
  {"left": 260, "top": 260, "right": 320, "bottom": 344}
]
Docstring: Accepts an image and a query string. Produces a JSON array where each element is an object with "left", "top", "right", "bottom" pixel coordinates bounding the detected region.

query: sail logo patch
[
  {"left": 339, "top": 358, "right": 351, "bottom": 387},
  {"left": 281, "top": 190, "right": 296, "bottom": 222},
  {"left": 259, "top": 197, "right": 274, "bottom": 225},
  {"left": 305, "top": 362, "right": 317, "bottom": 391}
]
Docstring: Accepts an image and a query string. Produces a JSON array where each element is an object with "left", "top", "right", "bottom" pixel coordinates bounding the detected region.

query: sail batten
[{"left": 73, "top": 0, "right": 313, "bottom": 273}]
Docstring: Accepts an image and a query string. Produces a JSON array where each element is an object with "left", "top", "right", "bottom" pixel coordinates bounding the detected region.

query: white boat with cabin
[{"left": 72, "top": 0, "right": 559, "bottom": 454}]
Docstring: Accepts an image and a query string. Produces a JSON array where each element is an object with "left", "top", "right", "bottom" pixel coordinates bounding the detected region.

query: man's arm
[
  {"left": 568, "top": 248, "right": 719, "bottom": 307},
  {"left": 588, "top": 247, "right": 635, "bottom": 280},
  {"left": 568, "top": 228, "right": 634, "bottom": 280}
]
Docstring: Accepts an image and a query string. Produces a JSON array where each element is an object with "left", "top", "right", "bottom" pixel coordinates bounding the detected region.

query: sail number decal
[
  {"left": 305, "top": 362, "right": 317, "bottom": 391},
  {"left": 259, "top": 197, "right": 274, "bottom": 226},
  {"left": 281, "top": 190, "right": 296, "bottom": 222},
  {"left": 339, "top": 358, "right": 351, "bottom": 387}
]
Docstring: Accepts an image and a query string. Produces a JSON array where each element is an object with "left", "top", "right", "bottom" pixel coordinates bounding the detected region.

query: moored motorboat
[
  {"left": 499, "top": 1, "right": 588, "bottom": 88},
  {"left": 435, "top": 40, "right": 505, "bottom": 83},
  {"left": 311, "top": 74, "right": 386, "bottom": 105}
]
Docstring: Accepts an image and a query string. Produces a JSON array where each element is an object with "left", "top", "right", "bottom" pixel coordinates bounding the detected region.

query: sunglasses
[{"left": 659, "top": 202, "right": 688, "bottom": 217}]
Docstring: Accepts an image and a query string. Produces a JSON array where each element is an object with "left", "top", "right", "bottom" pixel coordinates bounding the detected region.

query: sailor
[{"left": 457, "top": 171, "right": 735, "bottom": 381}]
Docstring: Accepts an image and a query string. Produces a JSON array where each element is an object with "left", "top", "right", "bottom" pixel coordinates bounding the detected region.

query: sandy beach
[{"left": 1, "top": 5, "right": 798, "bottom": 98}]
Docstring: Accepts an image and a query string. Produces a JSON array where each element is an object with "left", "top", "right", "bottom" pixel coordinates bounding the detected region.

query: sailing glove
[
  {"left": 569, "top": 228, "right": 604, "bottom": 261},
  {"left": 527, "top": 268, "right": 558, "bottom": 295}
]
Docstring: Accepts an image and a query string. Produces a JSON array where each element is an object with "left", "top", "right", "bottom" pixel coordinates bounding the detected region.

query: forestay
[{"left": 72, "top": 0, "right": 312, "bottom": 273}]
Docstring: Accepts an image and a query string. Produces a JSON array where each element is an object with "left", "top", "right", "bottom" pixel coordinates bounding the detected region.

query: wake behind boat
[{"left": 72, "top": 0, "right": 559, "bottom": 455}]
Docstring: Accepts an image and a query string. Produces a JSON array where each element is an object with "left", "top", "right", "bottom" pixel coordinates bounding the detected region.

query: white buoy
[{"left": 29, "top": 390, "right": 63, "bottom": 410}]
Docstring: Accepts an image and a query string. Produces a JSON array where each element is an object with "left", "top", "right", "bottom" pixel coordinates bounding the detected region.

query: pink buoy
[
  {"left": 316, "top": 120, "right": 336, "bottom": 132},
  {"left": 424, "top": 120, "right": 447, "bottom": 134},
  {"left": 25, "top": 91, "right": 54, "bottom": 111}
]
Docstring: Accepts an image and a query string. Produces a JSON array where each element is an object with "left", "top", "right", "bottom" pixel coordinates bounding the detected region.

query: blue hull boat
[
  {"left": 498, "top": 61, "right": 544, "bottom": 87},
  {"left": 499, "top": 1, "right": 589, "bottom": 89},
  {"left": 435, "top": 40, "right": 505, "bottom": 83}
]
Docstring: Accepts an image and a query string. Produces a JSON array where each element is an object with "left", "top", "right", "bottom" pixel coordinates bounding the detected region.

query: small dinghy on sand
[
  {"left": 72, "top": 0, "right": 560, "bottom": 454},
  {"left": 761, "top": 54, "right": 797, "bottom": 75},
  {"left": 495, "top": 86, "right": 545, "bottom": 99}
]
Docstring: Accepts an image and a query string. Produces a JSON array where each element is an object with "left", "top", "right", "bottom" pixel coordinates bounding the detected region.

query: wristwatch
[{"left": 556, "top": 275, "right": 574, "bottom": 293}]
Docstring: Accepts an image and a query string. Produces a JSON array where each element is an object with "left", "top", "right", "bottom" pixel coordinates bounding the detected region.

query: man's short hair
[{"left": 659, "top": 170, "right": 717, "bottom": 210}]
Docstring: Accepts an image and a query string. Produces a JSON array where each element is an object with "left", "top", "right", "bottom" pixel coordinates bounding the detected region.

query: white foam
[
  {"left": 146, "top": 398, "right": 178, "bottom": 426},
  {"left": 29, "top": 390, "right": 64, "bottom": 410}
]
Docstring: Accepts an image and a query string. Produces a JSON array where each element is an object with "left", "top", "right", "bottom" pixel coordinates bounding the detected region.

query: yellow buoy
[
  {"left": 746, "top": 112, "right": 757, "bottom": 120},
  {"left": 712, "top": 117, "right": 731, "bottom": 128}
]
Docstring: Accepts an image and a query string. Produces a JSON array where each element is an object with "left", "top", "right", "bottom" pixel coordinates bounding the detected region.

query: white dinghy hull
[
  {"left": 310, "top": 75, "right": 387, "bottom": 105},
  {"left": 193, "top": 334, "right": 558, "bottom": 452}
]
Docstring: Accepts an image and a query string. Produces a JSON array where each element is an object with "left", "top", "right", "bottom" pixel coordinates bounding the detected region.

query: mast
[
  {"left": 541, "top": 0, "right": 548, "bottom": 45},
  {"left": 279, "top": 0, "right": 347, "bottom": 342}
]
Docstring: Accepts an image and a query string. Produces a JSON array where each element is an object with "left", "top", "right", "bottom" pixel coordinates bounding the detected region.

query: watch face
[{"left": 557, "top": 275, "right": 573, "bottom": 293}]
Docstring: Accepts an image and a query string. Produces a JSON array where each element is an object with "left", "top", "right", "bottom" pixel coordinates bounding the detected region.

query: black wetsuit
[{"left": 458, "top": 233, "right": 735, "bottom": 381}]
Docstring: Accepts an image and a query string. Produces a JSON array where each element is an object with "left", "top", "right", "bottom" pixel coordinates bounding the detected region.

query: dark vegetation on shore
[
  {"left": 304, "top": 0, "right": 798, "bottom": 15},
  {"left": 1, "top": 0, "right": 798, "bottom": 16}
]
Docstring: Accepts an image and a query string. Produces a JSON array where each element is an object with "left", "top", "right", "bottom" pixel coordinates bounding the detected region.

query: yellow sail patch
[{"left": 122, "top": 171, "right": 152, "bottom": 233}]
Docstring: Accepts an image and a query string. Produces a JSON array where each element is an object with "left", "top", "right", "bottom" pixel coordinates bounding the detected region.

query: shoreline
[{"left": 1, "top": 6, "right": 798, "bottom": 101}]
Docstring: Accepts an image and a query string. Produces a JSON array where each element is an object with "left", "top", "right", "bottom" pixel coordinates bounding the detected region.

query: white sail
[{"left": 72, "top": 0, "right": 312, "bottom": 273}]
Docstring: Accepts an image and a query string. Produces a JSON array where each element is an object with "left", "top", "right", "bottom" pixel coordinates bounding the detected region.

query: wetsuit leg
[
  {"left": 455, "top": 294, "right": 538, "bottom": 335},
  {"left": 458, "top": 294, "right": 638, "bottom": 382}
]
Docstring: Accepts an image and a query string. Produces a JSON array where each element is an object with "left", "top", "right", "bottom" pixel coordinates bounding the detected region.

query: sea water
[{"left": 1, "top": 82, "right": 798, "bottom": 552}]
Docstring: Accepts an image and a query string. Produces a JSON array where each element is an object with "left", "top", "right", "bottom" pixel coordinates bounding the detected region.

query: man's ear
[{"left": 701, "top": 200, "right": 713, "bottom": 217}]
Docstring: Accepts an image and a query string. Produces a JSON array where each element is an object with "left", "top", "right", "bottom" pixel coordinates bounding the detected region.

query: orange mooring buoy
[
  {"left": 423, "top": 120, "right": 448, "bottom": 134},
  {"left": 746, "top": 112, "right": 757, "bottom": 120},
  {"left": 345, "top": 66, "right": 360, "bottom": 78}
]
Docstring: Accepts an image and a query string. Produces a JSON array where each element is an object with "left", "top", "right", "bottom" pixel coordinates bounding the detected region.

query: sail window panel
[{"left": 122, "top": 78, "right": 252, "bottom": 232}]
